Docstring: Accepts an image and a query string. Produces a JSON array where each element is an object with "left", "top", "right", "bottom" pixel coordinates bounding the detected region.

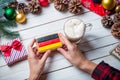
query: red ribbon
[{"left": 1, "top": 40, "right": 22, "bottom": 57}]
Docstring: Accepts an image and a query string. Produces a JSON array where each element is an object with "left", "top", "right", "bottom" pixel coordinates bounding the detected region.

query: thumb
[
  {"left": 57, "top": 48, "right": 68, "bottom": 58},
  {"left": 41, "top": 50, "right": 51, "bottom": 63}
]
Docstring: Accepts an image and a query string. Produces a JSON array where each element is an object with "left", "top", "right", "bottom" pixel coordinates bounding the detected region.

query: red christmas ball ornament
[
  {"left": 38, "top": 0, "right": 49, "bottom": 7},
  {"left": 116, "top": 0, "right": 120, "bottom": 5},
  {"left": 105, "top": 10, "right": 113, "bottom": 15}
]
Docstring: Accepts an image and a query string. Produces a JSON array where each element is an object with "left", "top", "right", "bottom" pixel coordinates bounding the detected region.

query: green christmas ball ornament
[
  {"left": 102, "top": 0, "right": 116, "bottom": 10},
  {"left": 4, "top": 7, "right": 16, "bottom": 20}
]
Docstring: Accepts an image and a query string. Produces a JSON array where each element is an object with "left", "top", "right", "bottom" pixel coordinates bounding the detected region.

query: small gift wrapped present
[
  {"left": 110, "top": 43, "right": 120, "bottom": 60},
  {"left": 81, "top": 0, "right": 107, "bottom": 16},
  {"left": 0, "top": 38, "right": 27, "bottom": 66}
]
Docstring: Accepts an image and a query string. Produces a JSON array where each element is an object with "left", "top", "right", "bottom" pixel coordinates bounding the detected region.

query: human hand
[
  {"left": 57, "top": 33, "right": 97, "bottom": 74},
  {"left": 57, "top": 33, "right": 87, "bottom": 68},
  {"left": 28, "top": 39, "right": 51, "bottom": 80}
]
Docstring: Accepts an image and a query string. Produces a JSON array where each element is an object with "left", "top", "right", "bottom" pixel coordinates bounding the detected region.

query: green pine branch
[
  {"left": 0, "top": 0, "right": 19, "bottom": 39},
  {"left": 0, "top": 0, "right": 15, "bottom": 5},
  {"left": 0, "top": 20, "right": 17, "bottom": 28},
  {"left": 0, "top": 27, "right": 19, "bottom": 38},
  {"left": 0, "top": 0, "right": 15, "bottom": 16},
  {"left": 0, "top": 19, "right": 19, "bottom": 39}
]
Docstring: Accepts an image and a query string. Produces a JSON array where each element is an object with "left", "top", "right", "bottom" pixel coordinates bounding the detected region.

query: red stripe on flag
[{"left": 38, "top": 38, "right": 60, "bottom": 47}]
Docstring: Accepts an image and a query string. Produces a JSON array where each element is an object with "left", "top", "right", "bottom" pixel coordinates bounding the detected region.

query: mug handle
[
  {"left": 85, "top": 23, "right": 93, "bottom": 31},
  {"left": 76, "top": 23, "right": 93, "bottom": 45}
]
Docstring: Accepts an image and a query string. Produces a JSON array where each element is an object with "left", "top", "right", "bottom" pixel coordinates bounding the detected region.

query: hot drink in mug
[{"left": 64, "top": 19, "right": 92, "bottom": 43}]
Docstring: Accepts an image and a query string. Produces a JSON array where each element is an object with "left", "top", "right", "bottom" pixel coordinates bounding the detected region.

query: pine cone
[
  {"left": 18, "top": 3, "right": 27, "bottom": 10},
  {"left": 18, "top": 3, "right": 30, "bottom": 14},
  {"left": 54, "top": 0, "right": 68, "bottom": 11},
  {"left": 28, "top": 0, "right": 41, "bottom": 14},
  {"left": 101, "top": 16, "right": 114, "bottom": 28},
  {"left": 49, "top": 0, "right": 55, "bottom": 3},
  {"left": 114, "top": 12, "right": 120, "bottom": 23},
  {"left": 8, "top": 0, "right": 18, "bottom": 9},
  {"left": 111, "top": 22, "right": 120, "bottom": 39},
  {"left": 68, "top": 0, "right": 83, "bottom": 14},
  {"left": 23, "top": 6, "right": 30, "bottom": 14}
]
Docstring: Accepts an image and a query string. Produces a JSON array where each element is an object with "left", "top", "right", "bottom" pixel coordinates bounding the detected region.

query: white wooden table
[{"left": 0, "top": 0, "right": 120, "bottom": 80}]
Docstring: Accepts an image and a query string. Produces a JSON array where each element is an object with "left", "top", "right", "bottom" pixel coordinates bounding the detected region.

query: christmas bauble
[
  {"left": 116, "top": 0, "right": 120, "bottom": 5},
  {"left": 38, "top": 0, "right": 49, "bottom": 7},
  {"left": 92, "top": 0, "right": 101, "bottom": 3},
  {"left": 16, "top": 12, "right": 26, "bottom": 24},
  {"left": 102, "top": 0, "right": 116, "bottom": 10},
  {"left": 115, "top": 5, "right": 120, "bottom": 13},
  {"left": 105, "top": 10, "right": 112, "bottom": 15},
  {"left": 4, "top": 7, "right": 16, "bottom": 20}
]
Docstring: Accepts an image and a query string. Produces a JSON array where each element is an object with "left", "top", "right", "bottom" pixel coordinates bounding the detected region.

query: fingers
[
  {"left": 28, "top": 39, "right": 36, "bottom": 58},
  {"left": 57, "top": 48, "right": 68, "bottom": 58},
  {"left": 33, "top": 47, "right": 37, "bottom": 53},
  {"left": 41, "top": 50, "right": 51, "bottom": 63},
  {"left": 62, "top": 44, "right": 68, "bottom": 51},
  {"left": 36, "top": 51, "right": 40, "bottom": 56},
  {"left": 28, "top": 39, "right": 36, "bottom": 52},
  {"left": 29, "top": 39, "right": 36, "bottom": 47},
  {"left": 39, "top": 54, "right": 44, "bottom": 59},
  {"left": 58, "top": 33, "right": 72, "bottom": 48},
  {"left": 59, "top": 33, "right": 65, "bottom": 44}
]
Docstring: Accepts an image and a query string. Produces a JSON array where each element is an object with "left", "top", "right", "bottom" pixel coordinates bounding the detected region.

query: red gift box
[
  {"left": 0, "top": 38, "right": 27, "bottom": 66},
  {"left": 81, "top": 0, "right": 107, "bottom": 16},
  {"left": 110, "top": 43, "right": 120, "bottom": 60}
]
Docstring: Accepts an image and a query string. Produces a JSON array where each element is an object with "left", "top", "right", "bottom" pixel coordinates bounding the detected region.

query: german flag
[{"left": 36, "top": 33, "right": 62, "bottom": 53}]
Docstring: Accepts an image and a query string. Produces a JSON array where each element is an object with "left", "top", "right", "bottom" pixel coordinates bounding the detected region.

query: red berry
[{"left": 38, "top": 0, "right": 49, "bottom": 7}]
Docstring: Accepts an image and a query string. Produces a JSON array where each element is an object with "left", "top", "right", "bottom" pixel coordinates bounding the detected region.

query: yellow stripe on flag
[{"left": 38, "top": 42, "right": 62, "bottom": 53}]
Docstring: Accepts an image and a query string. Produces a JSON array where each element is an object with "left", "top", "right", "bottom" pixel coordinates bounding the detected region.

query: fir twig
[
  {"left": 0, "top": 20, "right": 17, "bottom": 28},
  {"left": 0, "top": 0, "right": 19, "bottom": 39},
  {"left": 0, "top": 27, "right": 19, "bottom": 38},
  {"left": 0, "top": 0, "right": 15, "bottom": 5},
  {"left": 0, "top": 0, "right": 15, "bottom": 16}
]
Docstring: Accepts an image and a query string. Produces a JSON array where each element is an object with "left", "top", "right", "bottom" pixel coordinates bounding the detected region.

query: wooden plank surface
[
  {"left": 40, "top": 55, "right": 120, "bottom": 80},
  {"left": 0, "top": 0, "right": 120, "bottom": 80}
]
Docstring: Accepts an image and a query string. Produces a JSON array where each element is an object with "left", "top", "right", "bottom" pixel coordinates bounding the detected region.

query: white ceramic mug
[{"left": 64, "top": 18, "right": 92, "bottom": 43}]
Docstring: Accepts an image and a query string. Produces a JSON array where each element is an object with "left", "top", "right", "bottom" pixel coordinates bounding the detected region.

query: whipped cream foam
[{"left": 64, "top": 19, "right": 86, "bottom": 42}]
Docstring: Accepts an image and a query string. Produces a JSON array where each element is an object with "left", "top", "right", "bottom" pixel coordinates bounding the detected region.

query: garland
[{"left": 3, "top": 0, "right": 120, "bottom": 39}]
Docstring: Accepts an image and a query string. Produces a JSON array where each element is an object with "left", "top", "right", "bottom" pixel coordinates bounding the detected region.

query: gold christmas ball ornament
[
  {"left": 115, "top": 5, "right": 120, "bottom": 13},
  {"left": 102, "top": 0, "right": 116, "bottom": 10},
  {"left": 16, "top": 12, "right": 26, "bottom": 24}
]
